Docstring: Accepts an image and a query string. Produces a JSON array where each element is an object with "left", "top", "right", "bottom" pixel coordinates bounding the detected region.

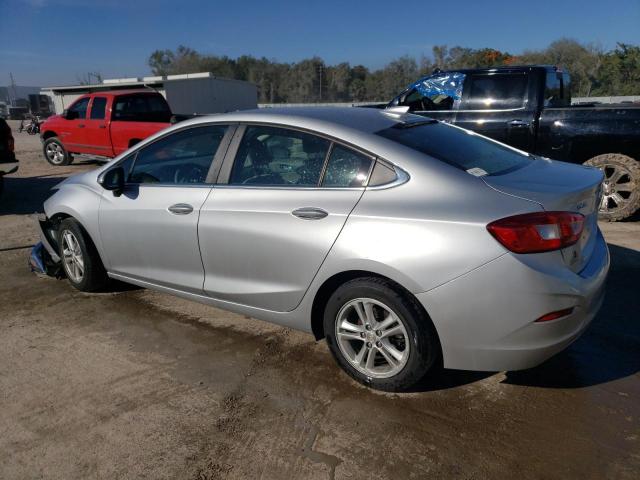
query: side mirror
[{"left": 98, "top": 167, "right": 125, "bottom": 197}]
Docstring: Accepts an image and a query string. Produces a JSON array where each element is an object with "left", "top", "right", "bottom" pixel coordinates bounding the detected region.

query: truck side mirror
[{"left": 98, "top": 167, "right": 125, "bottom": 197}]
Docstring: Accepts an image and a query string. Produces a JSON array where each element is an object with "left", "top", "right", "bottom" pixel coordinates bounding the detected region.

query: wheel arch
[
  {"left": 42, "top": 130, "right": 58, "bottom": 141},
  {"left": 310, "top": 269, "right": 435, "bottom": 342}
]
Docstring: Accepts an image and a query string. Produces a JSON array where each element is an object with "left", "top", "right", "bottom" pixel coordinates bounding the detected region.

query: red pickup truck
[{"left": 40, "top": 90, "right": 174, "bottom": 166}]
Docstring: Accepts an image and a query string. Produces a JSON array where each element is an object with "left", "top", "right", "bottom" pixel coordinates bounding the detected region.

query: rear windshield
[
  {"left": 376, "top": 122, "right": 531, "bottom": 176},
  {"left": 112, "top": 94, "right": 172, "bottom": 123}
]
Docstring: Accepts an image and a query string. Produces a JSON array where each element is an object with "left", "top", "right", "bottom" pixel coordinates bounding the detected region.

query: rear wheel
[
  {"left": 44, "top": 137, "right": 73, "bottom": 166},
  {"left": 58, "top": 218, "right": 109, "bottom": 292},
  {"left": 584, "top": 153, "right": 640, "bottom": 221},
  {"left": 324, "top": 277, "right": 440, "bottom": 391}
]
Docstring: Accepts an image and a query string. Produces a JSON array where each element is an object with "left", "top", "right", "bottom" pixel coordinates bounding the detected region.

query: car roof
[{"left": 191, "top": 106, "right": 417, "bottom": 135}]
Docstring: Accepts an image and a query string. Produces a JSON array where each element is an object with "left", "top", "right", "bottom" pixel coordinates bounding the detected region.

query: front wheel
[
  {"left": 584, "top": 153, "right": 640, "bottom": 221},
  {"left": 324, "top": 277, "right": 441, "bottom": 391},
  {"left": 43, "top": 137, "right": 73, "bottom": 166},
  {"left": 58, "top": 218, "right": 109, "bottom": 292}
]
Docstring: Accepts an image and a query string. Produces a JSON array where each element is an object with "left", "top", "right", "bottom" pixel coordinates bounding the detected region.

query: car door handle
[
  {"left": 98, "top": 125, "right": 106, "bottom": 129},
  {"left": 509, "top": 120, "right": 529, "bottom": 128},
  {"left": 292, "top": 207, "right": 328, "bottom": 220},
  {"left": 77, "top": 124, "right": 85, "bottom": 128},
  {"left": 168, "top": 203, "right": 194, "bottom": 215}
]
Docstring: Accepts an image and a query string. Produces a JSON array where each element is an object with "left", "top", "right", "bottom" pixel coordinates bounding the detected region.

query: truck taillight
[{"left": 487, "top": 211, "right": 584, "bottom": 254}]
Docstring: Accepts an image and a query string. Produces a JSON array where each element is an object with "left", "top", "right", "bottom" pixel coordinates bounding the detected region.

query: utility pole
[
  {"left": 317, "top": 64, "right": 324, "bottom": 102},
  {"left": 9, "top": 72, "right": 18, "bottom": 107}
]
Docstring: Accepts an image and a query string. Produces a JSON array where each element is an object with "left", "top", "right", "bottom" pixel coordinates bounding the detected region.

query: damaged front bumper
[{"left": 29, "top": 214, "right": 62, "bottom": 277}]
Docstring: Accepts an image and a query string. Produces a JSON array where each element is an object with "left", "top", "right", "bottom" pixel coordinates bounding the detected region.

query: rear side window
[
  {"left": 90, "top": 97, "right": 107, "bottom": 119},
  {"left": 464, "top": 74, "right": 527, "bottom": 110},
  {"left": 113, "top": 95, "right": 172, "bottom": 122},
  {"left": 322, "top": 145, "right": 372, "bottom": 187},
  {"left": 230, "top": 126, "right": 330, "bottom": 186},
  {"left": 376, "top": 122, "right": 531, "bottom": 176},
  {"left": 129, "top": 125, "right": 227, "bottom": 184}
]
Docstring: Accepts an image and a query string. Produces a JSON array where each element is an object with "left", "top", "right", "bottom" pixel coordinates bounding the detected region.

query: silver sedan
[{"left": 33, "top": 107, "right": 609, "bottom": 391}]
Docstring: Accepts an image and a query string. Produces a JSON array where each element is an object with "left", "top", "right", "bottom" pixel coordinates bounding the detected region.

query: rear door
[
  {"left": 84, "top": 96, "right": 114, "bottom": 156},
  {"left": 99, "top": 123, "right": 234, "bottom": 292},
  {"left": 454, "top": 71, "right": 536, "bottom": 151},
  {"left": 198, "top": 125, "right": 373, "bottom": 312}
]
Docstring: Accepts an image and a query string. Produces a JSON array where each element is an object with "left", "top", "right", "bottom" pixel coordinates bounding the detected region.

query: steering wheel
[{"left": 174, "top": 164, "right": 206, "bottom": 184}]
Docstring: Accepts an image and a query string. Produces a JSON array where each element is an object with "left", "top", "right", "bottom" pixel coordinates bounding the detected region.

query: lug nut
[
  {"left": 365, "top": 324, "right": 372, "bottom": 330},
  {"left": 360, "top": 332, "right": 366, "bottom": 338},
  {"left": 375, "top": 341, "right": 382, "bottom": 348},
  {"left": 375, "top": 330, "right": 382, "bottom": 336},
  {"left": 366, "top": 342, "right": 372, "bottom": 348}
]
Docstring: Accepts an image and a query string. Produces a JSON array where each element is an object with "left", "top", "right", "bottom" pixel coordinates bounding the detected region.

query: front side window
[
  {"left": 464, "top": 73, "right": 527, "bottom": 110},
  {"left": 129, "top": 125, "right": 228, "bottom": 184},
  {"left": 229, "top": 126, "right": 330, "bottom": 186},
  {"left": 90, "top": 97, "right": 107, "bottom": 119},
  {"left": 68, "top": 97, "right": 89, "bottom": 119},
  {"left": 113, "top": 94, "right": 172, "bottom": 122},
  {"left": 397, "top": 72, "right": 466, "bottom": 112},
  {"left": 322, "top": 145, "right": 372, "bottom": 187}
]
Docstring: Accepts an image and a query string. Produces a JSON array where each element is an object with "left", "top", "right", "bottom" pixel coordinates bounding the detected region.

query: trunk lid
[{"left": 482, "top": 158, "right": 603, "bottom": 273}]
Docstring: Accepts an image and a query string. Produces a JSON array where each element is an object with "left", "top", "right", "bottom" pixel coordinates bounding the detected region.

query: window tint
[
  {"left": 129, "top": 125, "right": 227, "bottom": 184},
  {"left": 465, "top": 74, "right": 527, "bottom": 110},
  {"left": 230, "top": 126, "right": 330, "bottom": 186},
  {"left": 322, "top": 145, "right": 372, "bottom": 187},
  {"left": 69, "top": 97, "right": 89, "bottom": 119},
  {"left": 376, "top": 122, "right": 531, "bottom": 176},
  {"left": 113, "top": 94, "right": 172, "bottom": 122},
  {"left": 398, "top": 72, "right": 465, "bottom": 112},
  {"left": 90, "top": 97, "right": 107, "bottom": 119}
]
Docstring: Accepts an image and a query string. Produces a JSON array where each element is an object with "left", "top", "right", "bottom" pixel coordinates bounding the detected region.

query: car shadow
[
  {"left": 503, "top": 243, "right": 640, "bottom": 389},
  {"left": 0, "top": 175, "right": 66, "bottom": 216}
]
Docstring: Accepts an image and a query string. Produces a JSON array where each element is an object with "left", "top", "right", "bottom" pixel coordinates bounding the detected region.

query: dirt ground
[{"left": 1, "top": 121, "right": 639, "bottom": 480}]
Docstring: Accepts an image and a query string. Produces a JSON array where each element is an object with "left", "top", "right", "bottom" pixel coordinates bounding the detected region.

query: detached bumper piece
[{"left": 29, "top": 216, "right": 62, "bottom": 278}]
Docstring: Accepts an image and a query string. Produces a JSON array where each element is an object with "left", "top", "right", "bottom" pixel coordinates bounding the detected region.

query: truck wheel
[
  {"left": 585, "top": 153, "right": 640, "bottom": 222},
  {"left": 44, "top": 137, "right": 73, "bottom": 166}
]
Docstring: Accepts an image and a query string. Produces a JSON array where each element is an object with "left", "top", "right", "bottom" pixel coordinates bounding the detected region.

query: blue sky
[{"left": 1, "top": 0, "right": 639, "bottom": 86}]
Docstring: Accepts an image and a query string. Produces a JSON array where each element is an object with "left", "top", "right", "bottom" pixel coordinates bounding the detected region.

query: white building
[{"left": 41, "top": 72, "right": 257, "bottom": 115}]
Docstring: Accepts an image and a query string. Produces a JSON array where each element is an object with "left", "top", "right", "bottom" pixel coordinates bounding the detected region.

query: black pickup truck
[{"left": 388, "top": 65, "right": 640, "bottom": 221}]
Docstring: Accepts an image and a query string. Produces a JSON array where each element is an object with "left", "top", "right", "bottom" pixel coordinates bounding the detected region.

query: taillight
[
  {"left": 535, "top": 307, "right": 574, "bottom": 323},
  {"left": 8, "top": 135, "right": 14, "bottom": 152},
  {"left": 487, "top": 211, "right": 584, "bottom": 254}
]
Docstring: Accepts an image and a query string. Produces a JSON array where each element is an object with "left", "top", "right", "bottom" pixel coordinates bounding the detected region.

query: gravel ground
[{"left": 1, "top": 122, "right": 639, "bottom": 479}]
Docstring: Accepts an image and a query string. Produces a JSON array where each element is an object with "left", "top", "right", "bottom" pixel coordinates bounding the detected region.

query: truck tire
[
  {"left": 584, "top": 153, "right": 640, "bottom": 222},
  {"left": 43, "top": 137, "right": 73, "bottom": 166}
]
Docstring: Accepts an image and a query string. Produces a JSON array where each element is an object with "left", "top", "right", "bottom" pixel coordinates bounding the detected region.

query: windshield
[{"left": 375, "top": 122, "right": 531, "bottom": 176}]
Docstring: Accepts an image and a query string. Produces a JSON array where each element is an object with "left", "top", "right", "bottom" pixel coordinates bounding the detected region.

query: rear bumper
[{"left": 417, "top": 229, "right": 610, "bottom": 371}]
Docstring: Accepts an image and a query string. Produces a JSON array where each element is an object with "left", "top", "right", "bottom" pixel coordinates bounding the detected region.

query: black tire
[
  {"left": 323, "top": 277, "right": 441, "bottom": 391},
  {"left": 58, "top": 218, "right": 109, "bottom": 292},
  {"left": 584, "top": 153, "right": 640, "bottom": 222},
  {"left": 43, "top": 137, "right": 73, "bottom": 166}
]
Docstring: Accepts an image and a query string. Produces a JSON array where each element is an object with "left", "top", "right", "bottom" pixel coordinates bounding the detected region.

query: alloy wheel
[
  {"left": 45, "top": 143, "right": 65, "bottom": 164},
  {"left": 335, "top": 298, "right": 410, "bottom": 379},
  {"left": 599, "top": 163, "right": 634, "bottom": 214},
  {"left": 61, "top": 230, "right": 84, "bottom": 283}
]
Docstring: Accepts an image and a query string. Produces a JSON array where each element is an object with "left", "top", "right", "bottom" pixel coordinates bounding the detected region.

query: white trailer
[{"left": 41, "top": 72, "right": 257, "bottom": 115}]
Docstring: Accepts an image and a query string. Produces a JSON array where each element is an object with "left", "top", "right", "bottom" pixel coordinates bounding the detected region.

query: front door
[
  {"left": 199, "top": 125, "right": 373, "bottom": 312},
  {"left": 99, "top": 124, "right": 232, "bottom": 293},
  {"left": 60, "top": 96, "right": 90, "bottom": 152},
  {"left": 84, "top": 96, "right": 113, "bottom": 156}
]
